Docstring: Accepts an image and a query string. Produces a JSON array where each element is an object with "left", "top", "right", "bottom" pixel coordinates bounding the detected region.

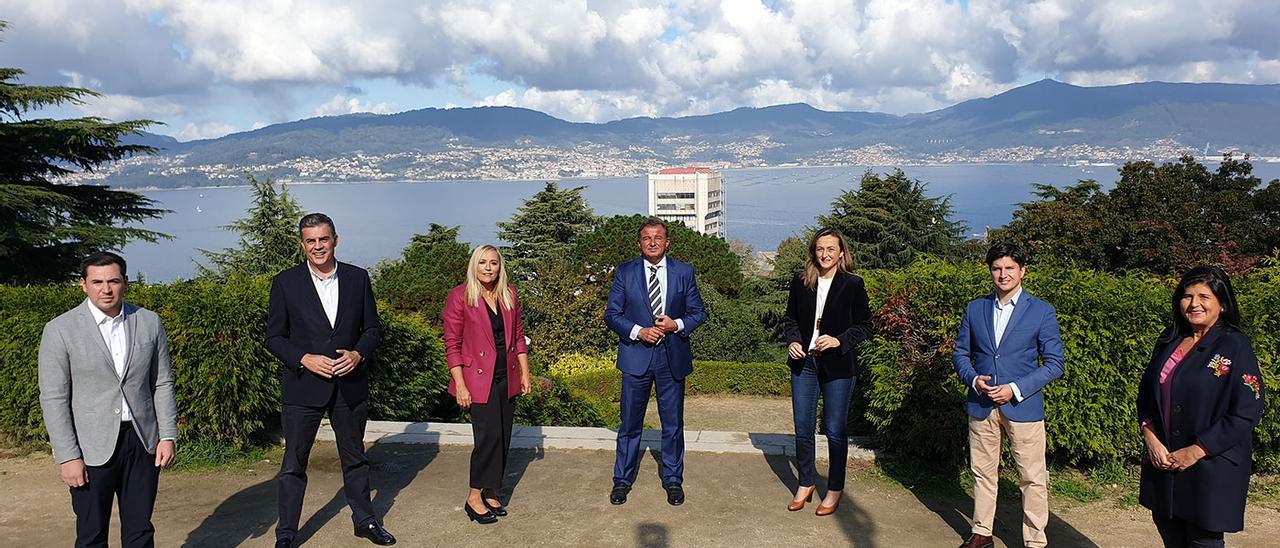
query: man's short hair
[
  {"left": 637, "top": 216, "right": 669, "bottom": 239},
  {"left": 80, "top": 251, "right": 127, "bottom": 279},
  {"left": 985, "top": 242, "right": 1027, "bottom": 267},
  {"left": 298, "top": 213, "right": 336, "bottom": 236}
]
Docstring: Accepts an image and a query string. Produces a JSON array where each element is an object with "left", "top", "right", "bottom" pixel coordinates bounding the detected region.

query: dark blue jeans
[{"left": 791, "top": 357, "right": 854, "bottom": 491}]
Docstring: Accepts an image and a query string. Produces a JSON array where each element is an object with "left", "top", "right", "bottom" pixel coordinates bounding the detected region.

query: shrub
[
  {"left": 857, "top": 259, "right": 1280, "bottom": 471},
  {"left": 561, "top": 360, "right": 791, "bottom": 406},
  {"left": 546, "top": 352, "right": 615, "bottom": 377},
  {"left": 0, "top": 276, "right": 449, "bottom": 447}
]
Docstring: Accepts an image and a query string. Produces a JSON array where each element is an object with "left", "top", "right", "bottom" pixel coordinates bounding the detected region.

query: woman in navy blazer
[
  {"left": 781, "top": 228, "right": 873, "bottom": 515},
  {"left": 1138, "top": 266, "right": 1265, "bottom": 547},
  {"left": 442, "top": 245, "right": 531, "bottom": 524}
]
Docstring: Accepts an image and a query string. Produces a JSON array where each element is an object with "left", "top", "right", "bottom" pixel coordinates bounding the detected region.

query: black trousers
[
  {"left": 470, "top": 375, "right": 514, "bottom": 490},
  {"left": 70, "top": 423, "right": 160, "bottom": 548},
  {"left": 276, "top": 388, "right": 374, "bottom": 541},
  {"left": 1153, "top": 511, "right": 1226, "bottom": 548}
]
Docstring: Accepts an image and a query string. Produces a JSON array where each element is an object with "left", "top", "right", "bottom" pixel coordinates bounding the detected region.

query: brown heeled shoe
[
  {"left": 815, "top": 491, "right": 842, "bottom": 516},
  {"left": 788, "top": 485, "right": 816, "bottom": 511}
]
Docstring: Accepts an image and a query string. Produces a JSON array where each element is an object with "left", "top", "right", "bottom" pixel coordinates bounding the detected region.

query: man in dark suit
[
  {"left": 265, "top": 213, "right": 395, "bottom": 547},
  {"left": 952, "top": 243, "right": 1065, "bottom": 548},
  {"left": 604, "top": 217, "right": 707, "bottom": 506},
  {"left": 39, "top": 252, "right": 178, "bottom": 548}
]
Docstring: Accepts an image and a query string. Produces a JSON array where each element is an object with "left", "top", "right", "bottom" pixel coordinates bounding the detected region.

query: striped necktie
[{"left": 647, "top": 265, "right": 664, "bottom": 317}]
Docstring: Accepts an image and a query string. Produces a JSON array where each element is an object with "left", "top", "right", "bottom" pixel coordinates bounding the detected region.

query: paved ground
[{"left": 3, "top": 443, "right": 1278, "bottom": 547}]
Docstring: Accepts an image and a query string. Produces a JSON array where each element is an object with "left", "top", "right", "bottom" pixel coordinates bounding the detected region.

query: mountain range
[{"left": 99, "top": 79, "right": 1280, "bottom": 189}]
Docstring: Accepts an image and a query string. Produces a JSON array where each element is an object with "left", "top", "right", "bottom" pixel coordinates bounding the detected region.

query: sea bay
[{"left": 122, "top": 163, "right": 1280, "bottom": 281}]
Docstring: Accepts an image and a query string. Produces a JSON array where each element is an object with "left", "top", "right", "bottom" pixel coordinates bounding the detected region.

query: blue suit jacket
[
  {"left": 604, "top": 257, "right": 707, "bottom": 379},
  {"left": 952, "top": 291, "right": 1065, "bottom": 422}
]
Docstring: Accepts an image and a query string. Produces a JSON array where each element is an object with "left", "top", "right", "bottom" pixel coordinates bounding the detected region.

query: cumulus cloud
[
  {"left": 174, "top": 121, "right": 241, "bottom": 141},
  {"left": 312, "top": 94, "right": 398, "bottom": 116},
  {"left": 2, "top": 0, "right": 1279, "bottom": 128}
]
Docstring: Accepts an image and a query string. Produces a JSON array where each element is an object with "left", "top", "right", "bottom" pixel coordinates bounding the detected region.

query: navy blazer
[
  {"left": 1137, "top": 326, "right": 1265, "bottom": 533},
  {"left": 952, "top": 290, "right": 1065, "bottom": 422},
  {"left": 264, "top": 262, "right": 382, "bottom": 407},
  {"left": 604, "top": 257, "right": 707, "bottom": 379}
]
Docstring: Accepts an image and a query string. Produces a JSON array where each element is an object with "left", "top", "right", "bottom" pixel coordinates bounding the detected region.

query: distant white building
[{"left": 647, "top": 167, "right": 726, "bottom": 238}]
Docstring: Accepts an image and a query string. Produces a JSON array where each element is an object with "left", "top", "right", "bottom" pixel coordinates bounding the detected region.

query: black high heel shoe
[
  {"left": 464, "top": 500, "right": 498, "bottom": 524},
  {"left": 482, "top": 497, "right": 508, "bottom": 517}
]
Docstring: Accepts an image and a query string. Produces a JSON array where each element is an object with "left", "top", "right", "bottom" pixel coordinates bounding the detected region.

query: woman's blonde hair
[
  {"left": 802, "top": 228, "right": 853, "bottom": 289},
  {"left": 464, "top": 245, "right": 513, "bottom": 309}
]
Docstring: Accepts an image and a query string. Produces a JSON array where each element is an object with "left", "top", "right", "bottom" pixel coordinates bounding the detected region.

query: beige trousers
[{"left": 968, "top": 408, "right": 1049, "bottom": 548}]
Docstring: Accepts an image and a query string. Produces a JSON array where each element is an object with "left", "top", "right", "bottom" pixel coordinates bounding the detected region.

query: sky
[{"left": 4, "top": 0, "right": 1279, "bottom": 141}]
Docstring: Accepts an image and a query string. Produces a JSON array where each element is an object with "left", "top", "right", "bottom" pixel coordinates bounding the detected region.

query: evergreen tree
[
  {"left": 496, "top": 181, "right": 596, "bottom": 278},
  {"left": 372, "top": 223, "right": 471, "bottom": 324},
  {"left": 196, "top": 174, "right": 304, "bottom": 280},
  {"left": 817, "top": 169, "right": 966, "bottom": 269},
  {"left": 997, "top": 155, "right": 1280, "bottom": 275},
  {"left": 0, "top": 22, "right": 167, "bottom": 283}
]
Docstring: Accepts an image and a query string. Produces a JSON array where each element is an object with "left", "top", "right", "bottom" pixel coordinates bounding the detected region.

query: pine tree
[
  {"left": 496, "top": 181, "right": 596, "bottom": 278},
  {"left": 196, "top": 174, "right": 304, "bottom": 280},
  {"left": 0, "top": 22, "right": 167, "bottom": 283},
  {"left": 817, "top": 169, "right": 966, "bottom": 269}
]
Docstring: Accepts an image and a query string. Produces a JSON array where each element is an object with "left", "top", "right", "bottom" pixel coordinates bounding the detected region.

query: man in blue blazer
[
  {"left": 605, "top": 217, "right": 707, "bottom": 506},
  {"left": 953, "top": 243, "right": 1065, "bottom": 548}
]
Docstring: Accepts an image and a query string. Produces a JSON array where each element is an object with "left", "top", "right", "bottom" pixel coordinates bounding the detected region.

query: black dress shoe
[
  {"left": 464, "top": 500, "right": 498, "bottom": 524},
  {"left": 275, "top": 539, "right": 292, "bottom": 548},
  {"left": 354, "top": 522, "right": 396, "bottom": 545},
  {"left": 610, "top": 484, "right": 631, "bottom": 505},
  {"left": 483, "top": 497, "right": 508, "bottom": 517},
  {"left": 664, "top": 483, "right": 684, "bottom": 506}
]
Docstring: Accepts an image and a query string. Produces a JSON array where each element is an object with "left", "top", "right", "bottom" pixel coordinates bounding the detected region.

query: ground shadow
[
  {"left": 877, "top": 458, "right": 1100, "bottom": 547},
  {"left": 181, "top": 477, "right": 276, "bottom": 547},
  {"left": 294, "top": 432, "right": 439, "bottom": 546},
  {"left": 497, "top": 445, "right": 545, "bottom": 507},
  {"left": 752, "top": 432, "right": 879, "bottom": 547},
  {"left": 637, "top": 522, "right": 671, "bottom": 548}
]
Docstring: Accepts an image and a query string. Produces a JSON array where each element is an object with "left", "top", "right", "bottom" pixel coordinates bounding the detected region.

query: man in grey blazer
[{"left": 38, "top": 252, "right": 178, "bottom": 548}]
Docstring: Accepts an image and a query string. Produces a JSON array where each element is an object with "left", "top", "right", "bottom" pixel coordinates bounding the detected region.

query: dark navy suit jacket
[
  {"left": 952, "top": 290, "right": 1065, "bottom": 422},
  {"left": 264, "top": 262, "right": 382, "bottom": 407},
  {"left": 1138, "top": 326, "right": 1265, "bottom": 533},
  {"left": 604, "top": 257, "right": 707, "bottom": 379}
]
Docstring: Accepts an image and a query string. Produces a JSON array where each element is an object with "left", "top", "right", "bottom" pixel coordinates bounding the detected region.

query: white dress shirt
[
  {"left": 980, "top": 287, "right": 1025, "bottom": 402},
  {"left": 310, "top": 264, "right": 340, "bottom": 328},
  {"left": 88, "top": 303, "right": 131, "bottom": 421},
  {"left": 808, "top": 276, "right": 834, "bottom": 351},
  {"left": 629, "top": 257, "right": 686, "bottom": 340}
]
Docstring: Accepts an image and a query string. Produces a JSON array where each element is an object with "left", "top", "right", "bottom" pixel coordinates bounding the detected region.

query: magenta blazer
[{"left": 442, "top": 284, "right": 529, "bottom": 404}]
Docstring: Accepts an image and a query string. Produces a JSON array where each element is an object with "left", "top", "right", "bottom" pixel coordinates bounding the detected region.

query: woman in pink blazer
[{"left": 442, "top": 244, "right": 531, "bottom": 524}]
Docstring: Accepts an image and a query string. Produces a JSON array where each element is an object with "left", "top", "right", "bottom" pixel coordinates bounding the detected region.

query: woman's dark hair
[{"left": 1163, "top": 265, "right": 1242, "bottom": 342}]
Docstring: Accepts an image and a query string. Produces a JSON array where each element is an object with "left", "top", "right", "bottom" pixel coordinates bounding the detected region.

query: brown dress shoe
[{"left": 958, "top": 533, "right": 994, "bottom": 548}]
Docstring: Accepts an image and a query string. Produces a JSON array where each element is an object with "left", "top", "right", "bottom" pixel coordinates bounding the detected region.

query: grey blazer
[{"left": 38, "top": 300, "right": 179, "bottom": 466}]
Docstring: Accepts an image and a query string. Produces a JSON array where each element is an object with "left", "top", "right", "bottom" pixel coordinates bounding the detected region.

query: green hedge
[
  {"left": 560, "top": 360, "right": 790, "bottom": 401},
  {"left": 859, "top": 259, "right": 1280, "bottom": 471},
  {"left": 0, "top": 277, "right": 617, "bottom": 448}
]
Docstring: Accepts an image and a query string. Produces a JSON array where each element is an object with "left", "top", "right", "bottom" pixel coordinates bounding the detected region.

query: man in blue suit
[
  {"left": 605, "top": 217, "right": 707, "bottom": 507},
  {"left": 953, "top": 243, "right": 1064, "bottom": 548}
]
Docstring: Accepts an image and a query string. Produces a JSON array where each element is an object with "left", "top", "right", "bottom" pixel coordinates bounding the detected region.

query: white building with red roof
[{"left": 647, "top": 167, "right": 726, "bottom": 238}]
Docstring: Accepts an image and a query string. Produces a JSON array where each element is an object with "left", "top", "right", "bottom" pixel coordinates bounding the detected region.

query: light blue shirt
[
  {"left": 628, "top": 256, "right": 685, "bottom": 340},
  {"left": 973, "top": 287, "right": 1026, "bottom": 402}
]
